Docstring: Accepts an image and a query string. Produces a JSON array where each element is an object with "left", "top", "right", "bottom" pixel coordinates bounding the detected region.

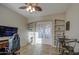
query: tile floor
[{"left": 20, "top": 44, "right": 59, "bottom": 55}]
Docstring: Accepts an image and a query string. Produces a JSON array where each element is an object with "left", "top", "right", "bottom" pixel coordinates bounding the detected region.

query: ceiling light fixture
[
  {"left": 19, "top": 3, "right": 42, "bottom": 13},
  {"left": 26, "top": 5, "right": 35, "bottom": 12}
]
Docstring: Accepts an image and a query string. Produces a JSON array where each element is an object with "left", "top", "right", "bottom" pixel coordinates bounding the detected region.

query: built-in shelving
[{"left": 54, "top": 19, "right": 65, "bottom": 47}]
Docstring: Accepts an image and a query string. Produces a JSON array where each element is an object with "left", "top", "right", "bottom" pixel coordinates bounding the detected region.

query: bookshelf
[{"left": 54, "top": 19, "right": 65, "bottom": 47}]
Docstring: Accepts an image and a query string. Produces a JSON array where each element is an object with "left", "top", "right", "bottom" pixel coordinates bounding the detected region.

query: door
[{"left": 33, "top": 21, "right": 53, "bottom": 45}]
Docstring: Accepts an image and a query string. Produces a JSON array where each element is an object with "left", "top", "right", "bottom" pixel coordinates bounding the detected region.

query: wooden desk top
[
  {"left": 0, "top": 39, "right": 8, "bottom": 49},
  {"left": 0, "top": 39, "right": 8, "bottom": 42}
]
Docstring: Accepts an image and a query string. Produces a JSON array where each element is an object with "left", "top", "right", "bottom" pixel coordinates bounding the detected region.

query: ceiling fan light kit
[
  {"left": 19, "top": 3, "right": 42, "bottom": 13},
  {"left": 26, "top": 5, "right": 35, "bottom": 12}
]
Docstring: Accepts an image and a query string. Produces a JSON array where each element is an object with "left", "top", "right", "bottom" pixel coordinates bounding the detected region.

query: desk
[
  {"left": 0, "top": 39, "right": 8, "bottom": 49},
  {"left": 0, "top": 39, "right": 20, "bottom": 54}
]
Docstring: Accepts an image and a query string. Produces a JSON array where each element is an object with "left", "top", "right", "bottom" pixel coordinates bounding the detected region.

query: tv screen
[{"left": 0, "top": 25, "right": 18, "bottom": 37}]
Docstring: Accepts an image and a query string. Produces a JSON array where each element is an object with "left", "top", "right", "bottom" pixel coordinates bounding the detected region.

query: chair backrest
[{"left": 9, "top": 33, "right": 20, "bottom": 53}]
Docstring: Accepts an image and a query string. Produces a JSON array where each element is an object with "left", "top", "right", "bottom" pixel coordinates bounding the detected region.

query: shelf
[
  {"left": 55, "top": 20, "right": 65, "bottom": 21},
  {"left": 55, "top": 25, "right": 65, "bottom": 26},
  {"left": 55, "top": 30, "right": 65, "bottom": 32},
  {"left": 54, "top": 19, "right": 65, "bottom": 46}
]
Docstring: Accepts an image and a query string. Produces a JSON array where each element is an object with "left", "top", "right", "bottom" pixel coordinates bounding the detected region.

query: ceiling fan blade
[
  {"left": 25, "top": 3, "right": 32, "bottom": 6},
  {"left": 19, "top": 6, "right": 26, "bottom": 9},
  {"left": 35, "top": 6, "right": 42, "bottom": 11},
  {"left": 25, "top": 3, "right": 28, "bottom": 5}
]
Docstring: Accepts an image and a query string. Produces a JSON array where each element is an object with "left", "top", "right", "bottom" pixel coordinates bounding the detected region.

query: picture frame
[{"left": 66, "top": 21, "right": 70, "bottom": 31}]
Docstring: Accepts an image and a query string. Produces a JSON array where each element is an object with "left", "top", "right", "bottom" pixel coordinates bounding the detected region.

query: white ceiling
[{"left": 2, "top": 3, "right": 70, "bottom": 19}]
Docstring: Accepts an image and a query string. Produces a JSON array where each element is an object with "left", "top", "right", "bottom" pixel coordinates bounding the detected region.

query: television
[{"left": 0, "top": 25, "right": 18, "bottom": 37}]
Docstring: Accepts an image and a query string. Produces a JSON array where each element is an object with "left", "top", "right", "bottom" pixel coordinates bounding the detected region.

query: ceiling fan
[{"left": 19, "top": 3, "right": 42, "bottom": 13}]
